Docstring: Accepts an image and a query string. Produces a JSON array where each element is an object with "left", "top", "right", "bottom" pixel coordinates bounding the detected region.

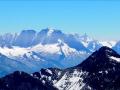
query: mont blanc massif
[{"left": 0, "top": 28, "right": 120, "bottom": 90}]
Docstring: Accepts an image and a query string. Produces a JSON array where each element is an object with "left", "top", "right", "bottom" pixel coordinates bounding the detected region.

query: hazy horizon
[{"left": 0, "top": 0, "right": 120, "bottom": 40}]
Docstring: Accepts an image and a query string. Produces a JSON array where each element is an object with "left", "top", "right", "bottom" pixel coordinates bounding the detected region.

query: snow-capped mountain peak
[{"left": 80, "top": 33, "right": 92, "bottom": 42}]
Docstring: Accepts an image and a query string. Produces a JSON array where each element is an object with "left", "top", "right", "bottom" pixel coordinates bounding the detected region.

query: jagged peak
[
  {"left": 98, "top": 46, "right": 117, "bottom": 55},
  {"left": 40, "top": 28, "right": 63, "bottom": 35},
  {"left": 79, "top": 33, "right": 93, "bottom": 42},
  {"left": 21, "top": 29, "right": 36, "bottom": 34},
  {"left": 86, "top": 46, "right": 120, "bottom": 60}
]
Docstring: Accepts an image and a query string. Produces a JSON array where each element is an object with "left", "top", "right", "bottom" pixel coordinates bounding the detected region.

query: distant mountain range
[
  {"left": 1, "top": 46, "right": 120, "bottom": 90},
  {"left": 0, "top": 28, "right": 120, "bottom": 77}
]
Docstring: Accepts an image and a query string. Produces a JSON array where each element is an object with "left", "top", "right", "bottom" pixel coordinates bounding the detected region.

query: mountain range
[
  {"left": 0, "top": 28, "right": 120, "bottom": 77},
  {"left": 1, "top": 46, "right": 120, "bottom": 90}
]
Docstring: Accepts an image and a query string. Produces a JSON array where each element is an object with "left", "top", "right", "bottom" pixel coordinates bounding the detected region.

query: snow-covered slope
[
  {"left": 54, "top": 69, "right": 88, "bottom": 90},
  {"left": 0, "top": 40, "right": 90, "bottom": 77}
]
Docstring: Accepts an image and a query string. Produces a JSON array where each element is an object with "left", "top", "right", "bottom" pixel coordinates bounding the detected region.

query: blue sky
[{"left": 0, "top": 0, "right": 120, "bottom": 40}]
